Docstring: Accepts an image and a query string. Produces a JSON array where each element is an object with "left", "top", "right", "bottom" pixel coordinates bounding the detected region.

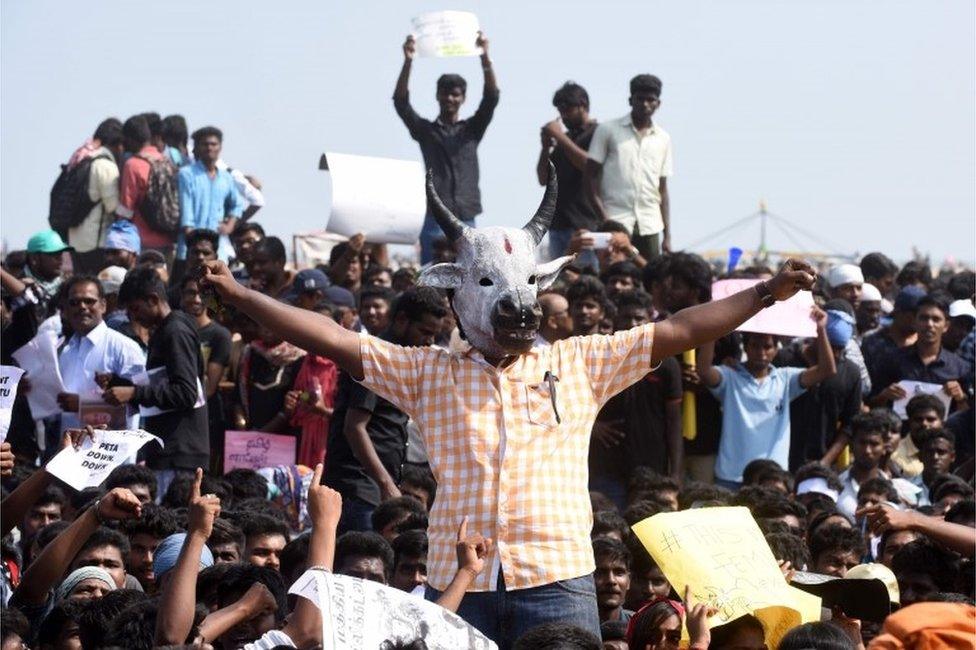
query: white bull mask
[{"left": 418, "top": 163, "right": 574, "bottom": 358}]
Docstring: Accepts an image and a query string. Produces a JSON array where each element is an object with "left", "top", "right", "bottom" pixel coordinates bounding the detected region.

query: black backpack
[{"left": 48, "top": 154, "right": 108, "bottom": 237}]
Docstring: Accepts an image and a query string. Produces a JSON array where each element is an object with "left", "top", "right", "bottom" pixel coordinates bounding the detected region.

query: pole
[
  {"left": 682, "top": 349, "right": 697, "bottom": 441},
  {"left": 758, "top": 199, "right": 768, "bottom": 263}
]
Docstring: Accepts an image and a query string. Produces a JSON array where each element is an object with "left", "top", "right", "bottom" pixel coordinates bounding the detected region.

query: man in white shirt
[
  {"left": 56, "top": 276, "right": 146, "bottom": 431},
  {"left": 585, "top": 74, "right": 673, "bottom": 260}
]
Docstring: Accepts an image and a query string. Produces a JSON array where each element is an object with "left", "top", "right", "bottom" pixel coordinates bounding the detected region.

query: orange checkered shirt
[{"left": 357, "top": 323, "right": 656, "bottom": 591}]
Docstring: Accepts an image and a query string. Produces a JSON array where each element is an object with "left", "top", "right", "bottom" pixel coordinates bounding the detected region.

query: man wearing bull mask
[{"left": 200, "top": 166, "right": 817, "bottom": 647}]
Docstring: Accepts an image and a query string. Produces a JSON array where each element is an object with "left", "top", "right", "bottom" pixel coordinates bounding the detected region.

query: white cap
[
  {"left": 827, "top": 264, "right": 864, "bottom": 289},
  {"left": 949, "top": 299, "right": 976, "bottom": 321},
  {"left": 97, "top": 266, "right": 127, "bottom": 296},
  {"left": 796, "top": 477, "right": 839, "bottom": 502},
  {"left": 860, "top": 283, "right": 882, "bottom": 303}
]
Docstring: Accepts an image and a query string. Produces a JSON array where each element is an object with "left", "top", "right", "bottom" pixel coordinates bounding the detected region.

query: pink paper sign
[
  {"left": 223, "top": 430, "right": 296, "bottom": 471},
  {"left": 711, "top": 279, "right": 816, "bottom": 338}
]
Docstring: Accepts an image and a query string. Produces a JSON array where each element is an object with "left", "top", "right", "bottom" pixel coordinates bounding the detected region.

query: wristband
[
  {"left": 92, "top": 499, "right": 107, "bottom": 525},
  {"left": 754, "top": 281, "right": 776, "bottom": 308}
]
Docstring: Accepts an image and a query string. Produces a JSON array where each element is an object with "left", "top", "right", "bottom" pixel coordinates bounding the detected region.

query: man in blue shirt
[
  {"left": 177, "top": 126, "right": 243, "bottom": 261},
  {"left": 697, "top": 307, "right": 836, "bottom": 488}
]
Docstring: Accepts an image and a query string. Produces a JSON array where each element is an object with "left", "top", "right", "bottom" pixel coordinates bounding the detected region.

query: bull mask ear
[
  {"left": 535, "top": 254, "right": 575, "bottom": 290},
  {"left": 418, "top": 263, "right": 465, "bottom": 289},
  {"left": 522, "top": 160, "right": 558, "bottom": 246}
]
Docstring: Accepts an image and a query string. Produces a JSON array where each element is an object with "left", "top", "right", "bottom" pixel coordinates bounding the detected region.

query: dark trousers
[{"left": 632, "top": 230, "right": 661, "bottom": 261}]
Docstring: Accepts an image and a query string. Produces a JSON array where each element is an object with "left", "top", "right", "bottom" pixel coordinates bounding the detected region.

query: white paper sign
[
  {"left": 892, "top": 380, "right": 951, "bottom": 419},
  {"left": 12, "top": 330, "right": 66, "bottom": 420},
  {"left": 45, "top": 429, "right": 163, "bottom": 491},
  {"left": 0, "top": 366, "right": 25, "bottom": 442},
  {"left": 131, "top": 367, "right": 205, "bottom": 418},
  {"left": 712, "top": 279, "right": 817, "bottom": 338},
  {"left": 289, "top": 570, "right": 496, "bottom": 650},
  {"left": 412, "top": 11, "right": 481, "bottom": 58},
  {"left": 325, "top": 153, "right": 426, "bottom": 245}
]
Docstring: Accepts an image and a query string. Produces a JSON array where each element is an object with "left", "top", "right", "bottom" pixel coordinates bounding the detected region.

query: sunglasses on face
[{"left": 67, "top": 297, "right": 99, "bottom": 308}]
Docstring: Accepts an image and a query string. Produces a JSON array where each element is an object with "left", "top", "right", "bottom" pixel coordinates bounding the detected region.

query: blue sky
[{"left": 2, "top": 1, "right": 973, "bottom": 264}]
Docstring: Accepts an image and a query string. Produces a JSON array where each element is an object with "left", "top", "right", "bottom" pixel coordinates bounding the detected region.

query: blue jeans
[
  {"left": 420, "top": 213, "right": 477, "bottom": 265},
  {"left": 589, "top": 473, "right": 627, "bottom": 512},
  {"left": 426, "top": 570, "right": 600, "bottom": 649},
  {"left": 337, "top": 495, "right": 375, "bottom": 536}
]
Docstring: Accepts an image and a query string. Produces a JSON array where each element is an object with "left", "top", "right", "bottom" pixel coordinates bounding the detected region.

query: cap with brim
[
  {"left": 791, "top": 569, "right": 896, "bottom": 623},
  {"left": 827, "top": 264, "right": 864, "bottom": 289},
  {"left": 949, "top": 299, "right": 976, "bottom": 321},
  {"left": 26, "top": 230, "right": 73, "bottom": 254},
  {"left": 894, "top": 286, "right": 926, "bottom": 313},
  {"left": 796, "top": 477, "right": 839, "bottom": 502},
  {"left": 861, "top": 283, "right": 883, "bottom": 303}
]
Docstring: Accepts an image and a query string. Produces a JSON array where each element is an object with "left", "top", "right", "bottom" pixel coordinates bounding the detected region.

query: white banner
[
  {"left": 46, "top": 429, "right": 163, "bottom": 491},
  {"left": 412, "top": 11, "right": 481, "bottom": 58}
]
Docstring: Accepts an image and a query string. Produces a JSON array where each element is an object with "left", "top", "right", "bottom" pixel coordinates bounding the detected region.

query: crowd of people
[{"left": 0, "top": 30, "right": 974, "bottom": 650}]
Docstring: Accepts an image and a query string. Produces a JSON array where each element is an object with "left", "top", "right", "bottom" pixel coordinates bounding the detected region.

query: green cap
[{"left": 26, "top": 230, "right": 73, "bottom": 254}]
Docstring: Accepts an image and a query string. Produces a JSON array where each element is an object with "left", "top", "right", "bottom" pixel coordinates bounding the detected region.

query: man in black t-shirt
[
  {"left": 324, "top": 288, "right": 448, "bottom": 534},
  {"left": 538, "top": 82, "right": 600, "bottom": 263}
]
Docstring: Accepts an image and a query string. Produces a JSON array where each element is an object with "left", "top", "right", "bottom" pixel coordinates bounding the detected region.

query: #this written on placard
[{"left": 223, "top": 431, "right": 296, "bottom": 471}]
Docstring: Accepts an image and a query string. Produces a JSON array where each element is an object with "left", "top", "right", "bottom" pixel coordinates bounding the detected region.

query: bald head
[{"left": 538, "top": 292, "right": 573, "bottom": 343}]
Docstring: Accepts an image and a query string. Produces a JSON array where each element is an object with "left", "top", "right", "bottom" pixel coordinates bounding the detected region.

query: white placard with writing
[
  {"left": 892, "top": 380, "right": 951, "bottom": 419},
  {"left": 289, "top": 569, "right": 496, "bottom": 650},
  {"left": 412, "top": 11, "right": 481, "bottom": 58},
  {"left": 11, "top": 330, "right": 66, "bottom": 420},
  {"left": 45, "top": 429, "right": 163, "bottom": 491},
  {"left": 0, "top": 366, "right": 25, "bottom": 442},
  {"left": 325, "top": 153, "right": 426, "bottom": 245}
]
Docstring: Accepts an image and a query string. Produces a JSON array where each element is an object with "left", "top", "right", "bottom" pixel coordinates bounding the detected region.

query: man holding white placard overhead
[{"left": 394, "top": 19, "right": 499, "bottom": 264}]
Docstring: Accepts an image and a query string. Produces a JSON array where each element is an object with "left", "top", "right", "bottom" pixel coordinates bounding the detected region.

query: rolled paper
[{"left": 682, "top": 349, "right": 697, "bottom": 441}]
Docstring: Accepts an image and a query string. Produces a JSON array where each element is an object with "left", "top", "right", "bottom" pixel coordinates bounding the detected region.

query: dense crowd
[{"left": 1, "top": 30, "right": 974, "bottom": 650}]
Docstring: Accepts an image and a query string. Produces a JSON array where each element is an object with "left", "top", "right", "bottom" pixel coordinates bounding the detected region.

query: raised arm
[
  {"left": 544, "top": 121, "right": 590, "bottom": 172},
  {"left": 201, "top": 261, "right": 363, "bottom": 378},
  {"left": 156, "top": 468, "right": 221, "bottom": 646},
  {"left": 695, "top": 340, "right": 722, "bottom": 389},
  {"left": 0, "top": 267, "right": 27, "bottom": 298},
  {"left": 476, "top": 32, "right": 498, "bottom": 96},
  {"left": 858, "top": 503, "right": 976, "bottom": 557},
  {"left": 394, "top": 35, "right": 415, "bottom": 102},
  {"left": 799, "top": 308, "right": 836, "bottom": 389},
  {"left": 651, "top": 260, "right": 817, "bottom": 365}
]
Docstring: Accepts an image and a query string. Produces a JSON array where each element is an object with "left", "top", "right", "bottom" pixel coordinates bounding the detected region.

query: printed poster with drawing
[
  {"left": 289, "top": 569, "right": 497, "bottom": 650},
  {"left": 131, "top": 367, "right": 205, "bottom": 418},
  {"left": 892, "top": 380, "right": 951, "bottom": 419},
  {"left": 45, "top": 429, "right": 163, "bottom": 491},
  {"left": 632, "top": 506, "right": 820, "bottom": 648}
]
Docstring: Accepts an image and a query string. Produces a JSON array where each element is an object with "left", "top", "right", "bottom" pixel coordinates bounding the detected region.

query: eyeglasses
[{"left": 67, "top": 297, "right": 99, "bottom": 307}]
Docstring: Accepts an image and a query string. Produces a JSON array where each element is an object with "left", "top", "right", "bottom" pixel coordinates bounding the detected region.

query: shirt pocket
[{"left": 524, "top": 382, "right": 560, "bottom": 429}]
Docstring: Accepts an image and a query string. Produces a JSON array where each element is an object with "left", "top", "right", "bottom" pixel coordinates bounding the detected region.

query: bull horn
[
  {"left": 522, "top": 160, "right": 558, "bottom": 246},
  {"left": 426, "top": 169, "right": 469, "bottom": 242}
]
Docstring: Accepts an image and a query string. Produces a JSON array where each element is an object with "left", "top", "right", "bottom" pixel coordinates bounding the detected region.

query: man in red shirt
[{"left": 116, "top": 115, "right": 175, "bottom": 257}]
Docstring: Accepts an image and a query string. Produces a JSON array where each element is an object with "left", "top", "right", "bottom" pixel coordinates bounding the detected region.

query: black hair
[
  {"left": 850, "top": 412, "right": 888, "bottom": 439},
  {"left": 871, "top": 407, "right": 902, "bottom": 431},
  {"left": 335, "top": 531, "right": 395, "bottom": 581},
  {"left": 78, "top": 588, "right": 149, "bottom": 649},
  {"left": 160, "top": 473, "right": 196, "bottom": 508},
  {"left": 79, "top": 525, "right": 131, "bottom": 557},
  {"left": 630, "top": 74, "right": 663, "bottom": 97},
  {"left": 742, "top": 459, "right": 785, "bottom": 486},
  {"left": 62, "top": 273, "right": 106, "bottom": 301},
  {"left": 678, "top": 481, "right": 733, "bottom": 510},
  {"left": 101, "top": 597, "right": 163, "bottom": 650},
  {"left": 623, "top": 500, "right": 665, "bottom": 527},
  {"left": 209, "top": 517, "right": 246, "bottom": 549},
  {"left": 602, "top": 260, "right": 642, "bottom": 285},
  {"left": 359, "top": 285, "right": 398, "bottom": 307},
  {"left": 600, "top": 619, "right": 628, "bottom": 643},
  {"left": 794, "top": 462, "right": 844, "bottom": 494},
  {"left": 916, "top": 293, "right": 952, "bottom": 319},
  {"left": 592, "top": 510, "right": 629, "bottom": 541},
  {"left": 596, "top": 220, "right": 629, "bottom": 235},
  {"left": 710, "top": 615, "right": 765, "bottom": 649},
  {"left": 922, "top": 428, "right": 956, "bottom": 451},
  {"left": 390, "top": 286, "right": 448, "bottom": 324},
  {"left": 931, "top": 475, "right": 973, "bottom": 504},
  {"left": 628, "top": 467, "right": 680, "bottom": 496},
  {"left": 239, "top": 512, "right": 289, "bottom": 541},
  {"left": 105, "top": 464, "right": 158, "bottom": 501},
  {"left": 196, "top": 562, "right": 234, "bottom": 610},
  {"left": 665, "top": 252, "right": 713, "bottom": 304},
  {"left": 392, "top": 529, "right": 428, "bottom": 569},
  {"left": 806, "top": 509, "right": 852, "bottom": 539},
  {"left": 860, "top": 252, "right": 898, "bottom": 282},
  {"left": 610, "top": 289, "right": 655, "bottom": 316},
  {"left": 944, "top": 499, "right": 976, "bottom": 525},
  {"left": 765, "top": 531, "right": 811, "bottom": 569},
  {"left": 231, "top": 497, "right": 290, "bottom": 523},
  {"left": 857, "top": 478, "right": 899, "bottom": 503},
  {"left": 891, "top": 538, "right": 958, "bottom": 592},
  {"left": 513, "top": 622, "right": 602, "bottom": 650},
  {"left": 122, "top": 115, "right": 151, "bottom": 145},
  {"left": 779, "top": 621, "right": 857, "bottom": 650},
  {"left": 253, "top": 236, "right": 287, "bottom": 264},
  {"left": 381, "top": 638, "right": 430, "bottom": 650},
  {"left": 552, "top": 81, "right": 590, "bottom": 110},
  {"left": 161, "top": 114, "right": 188, "bottom": 147},
  {"left": 395, "top": 511, "right": 429, "bottom": 535},
  {"left": 218, "top": 563, "right": 288, "bottom": 623},
  {"left": 905, "top": 393, "right": 947, "bottom": 421},
  {"left": 947, "top": 271, "right": 976, "bottom": 301},
  {"left": 186, "top": 228, "right": 220, "bottom": 252},
  {"left": 372, "top": 496, "right": 427, "bottom": 533},
  {"left": 627, "top": 600, "right": 683, "bottom": 649},
  {"left": 140, "top": 112, "right": 162, "bottom": 138},
  {"left": 93, "top": 117, "right": 124, "bottom": 148},
  {"left": 566, "top": 275, "right": 609, "bottom": 309},
  {"left": 364, "top": 264, "right": 393, "bottom": 279},
  {"left": 223, "top": 468, "right": 269, "bottom": 501},
  {"left": 897, "top": 260, "right": 932, "bottom": 288},
  {"left": 809, "top": 525, "right": 865, "bottom": 563},
  {"left": 399, "top": 464, "right": 437, "bottom": 507},
  {"left": 37, "top": 599, "right": 88, "bottom": 647},
  {"left": 641, "top": 253, "right": 672, "bottom": 292},
  {"left": 201, "top": 475, "right": 233, "bottom": 507},
  {"left": 122, "top": 503, "right": 181, "bottom": 540},
  {"left": 118, "top": 265, "right": 167, "bottom": 306},
  {"left": 232, "top": 220, "right": 266, "bottom": 239},
  {"left": 592, "top": 536, "right": 631, "bottom": 570},
  {"left": 624, "top": 532, "right": 660, "bottom": 577},
  {"left": 1, "top": 607, "right": 29, "bottom": 644},
  {"left": 35, "top": 483, "right": 68, "bottom": 509},
  {"left": 436, "top": 73, "right": 467, "bottom": 95},
  {"left": 824, "top": 297, "right": 855, "bottom": 318},
  {"left": 191, "top": 125, "right": 224, "bottom": 143}
]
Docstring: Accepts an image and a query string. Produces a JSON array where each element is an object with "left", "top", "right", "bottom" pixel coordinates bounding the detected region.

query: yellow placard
[
  {"left": 632, "top": 506, "right": 821, "bottom": 648},
  {"left": 681, "top": 349, "right": 697, "bottom": 441}
]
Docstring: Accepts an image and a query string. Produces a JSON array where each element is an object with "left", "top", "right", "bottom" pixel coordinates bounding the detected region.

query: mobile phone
[{"left": 589, "top": 232, "right": 612, "bottom": 249}]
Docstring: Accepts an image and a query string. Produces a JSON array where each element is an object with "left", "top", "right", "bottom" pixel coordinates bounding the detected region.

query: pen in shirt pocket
[{"left": 543, "top": 371, "right": 561, "bottom": 424}]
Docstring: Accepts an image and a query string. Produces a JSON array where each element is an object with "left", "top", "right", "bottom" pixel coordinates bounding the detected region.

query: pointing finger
[
  {"left": 191, "top": 467, "right": 203, "bottom": 500},
  {"left": 312, "top": 463, "right": 324, "bottom": 487},
  {"left": 458, "top": 516, "right": 468, "bottom": 542}
]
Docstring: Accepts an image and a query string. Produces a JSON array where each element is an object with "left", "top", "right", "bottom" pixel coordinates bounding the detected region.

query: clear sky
[{"left": 2, "top": 1, "right": 974, "bottom": 264}]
